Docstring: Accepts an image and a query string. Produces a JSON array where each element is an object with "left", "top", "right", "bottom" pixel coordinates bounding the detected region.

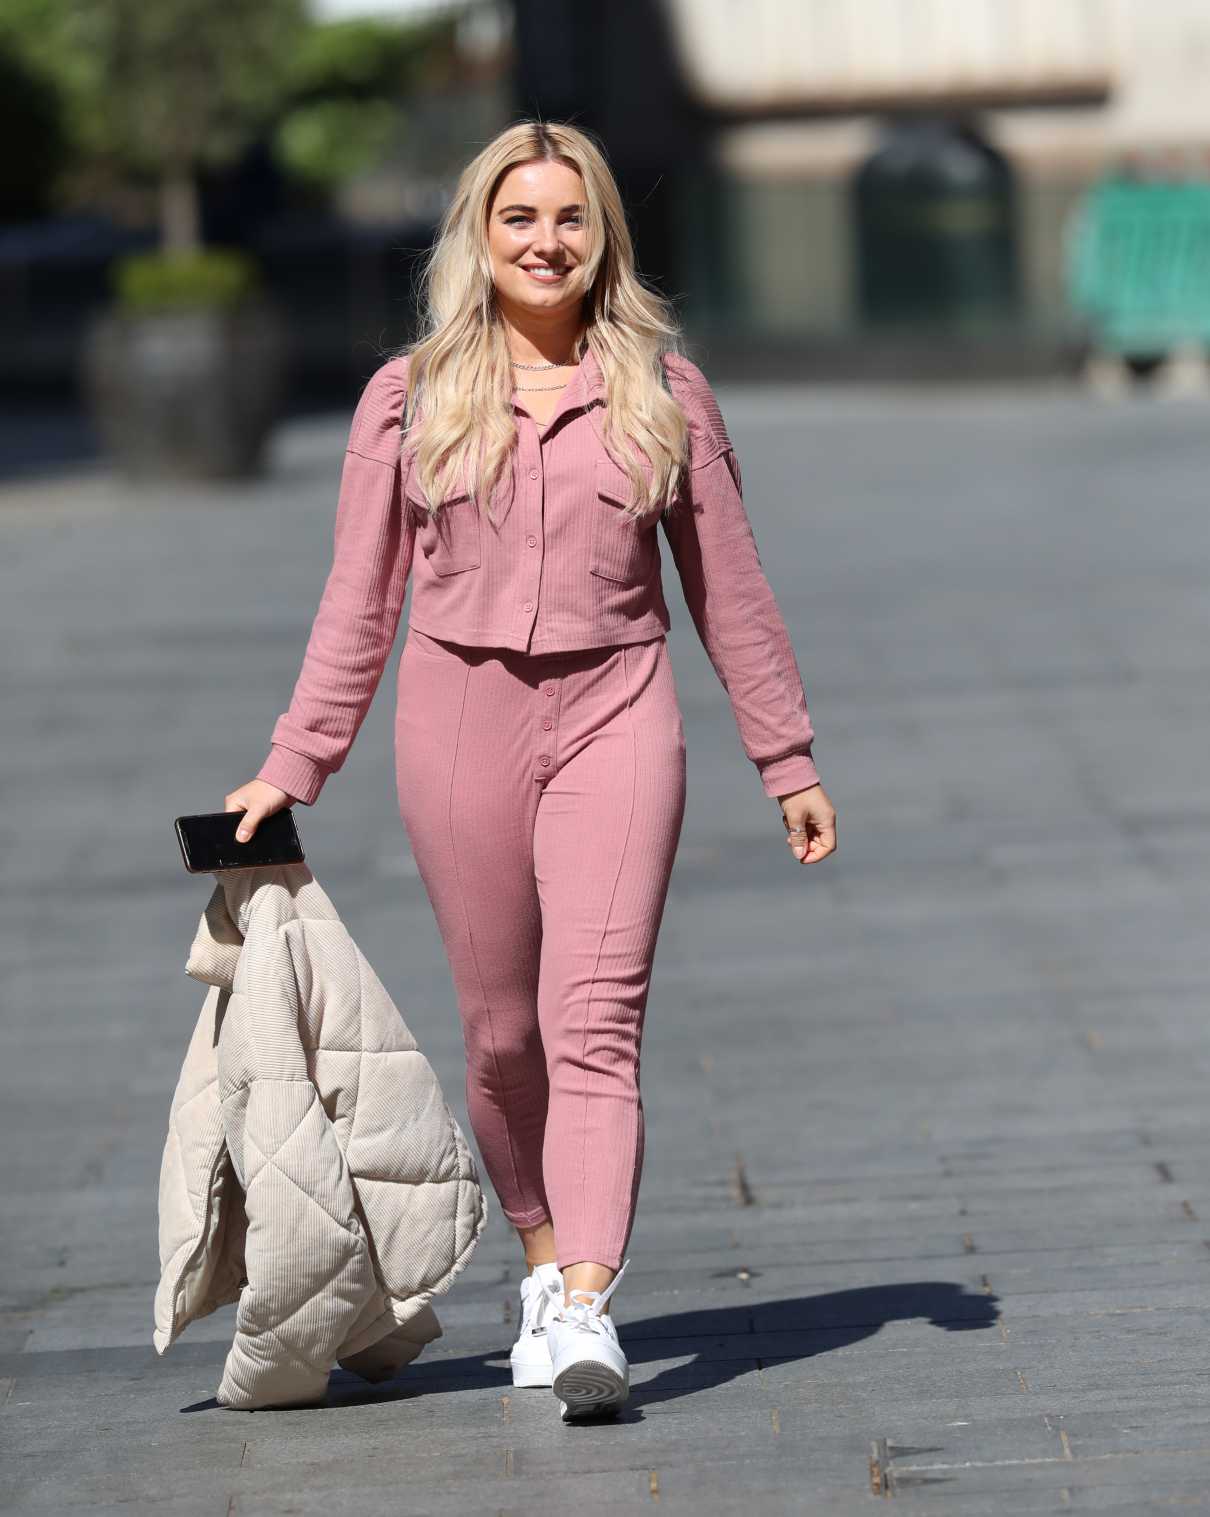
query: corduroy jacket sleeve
[
  {"left": 660, "top": 356, "right": 820, "bottom": 799},
  {"left": 255, "top": 358, "right": 414, "bottom": 805}
]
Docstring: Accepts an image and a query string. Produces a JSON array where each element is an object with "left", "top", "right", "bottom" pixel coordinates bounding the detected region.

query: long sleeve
[
  {"left": 659, "top": 380, "right": 820, "bottom": 799},
  {"left": 256, "top": 359, "right": 414, "bottom": 805}
]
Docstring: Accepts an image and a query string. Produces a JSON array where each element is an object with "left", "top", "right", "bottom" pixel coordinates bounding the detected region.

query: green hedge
[{"left": 111, "top": 248, "right": 263, "bottom": 312}]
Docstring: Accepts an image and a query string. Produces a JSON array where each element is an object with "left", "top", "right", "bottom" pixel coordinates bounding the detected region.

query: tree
[{"left": 0, "top": 0, "right": 308, "bottom": 252}]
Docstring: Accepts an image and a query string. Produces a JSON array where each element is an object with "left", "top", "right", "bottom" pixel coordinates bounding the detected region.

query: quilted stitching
[
  {"left": 240, "top": 1121, "right": 362, "bottom": 1239},
  {"left": 154, "top": 862, "right": 488, "bottom": 1408}
]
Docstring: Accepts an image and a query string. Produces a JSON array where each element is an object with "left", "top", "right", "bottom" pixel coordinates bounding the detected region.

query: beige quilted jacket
[{"left": 153, "top": 862, "right": 487, "bottom": 1409}]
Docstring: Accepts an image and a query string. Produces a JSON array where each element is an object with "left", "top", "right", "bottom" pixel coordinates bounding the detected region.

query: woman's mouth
[{"left": 521, "top": 265, "right": 569, "bottom": 283}]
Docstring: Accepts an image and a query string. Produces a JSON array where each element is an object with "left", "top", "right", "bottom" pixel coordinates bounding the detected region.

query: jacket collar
[
  {"left": 185, "top": 865, "right": 317, "bottom": 992},
  {"left": 186, "top": 881, "right": 244, "bottom": 991}
]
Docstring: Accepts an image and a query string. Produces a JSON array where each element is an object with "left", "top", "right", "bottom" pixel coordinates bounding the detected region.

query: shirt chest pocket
[
  {"left": 590, "top": 456, "right": 658, "bottom": 585},
  {"left": 406, "top": 477, "right": 482, "bottom": 577}
]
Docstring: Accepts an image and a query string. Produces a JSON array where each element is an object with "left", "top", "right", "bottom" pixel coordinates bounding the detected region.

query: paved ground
[{"left": 2, "top": 375, "right": 1209, "bottom": 1515}]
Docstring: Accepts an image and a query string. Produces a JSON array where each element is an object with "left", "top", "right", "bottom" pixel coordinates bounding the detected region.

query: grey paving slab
[{"left": 2, "top": 381, "right": 1209, "bottom": 1513}]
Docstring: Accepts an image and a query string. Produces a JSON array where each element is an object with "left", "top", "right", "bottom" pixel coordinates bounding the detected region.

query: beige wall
[
  {"left": 667, "top": 0, "right": 1118, "bottom": 110},
  {"left": 671, "top": 0, "right": 1210, "bottom": 154}
]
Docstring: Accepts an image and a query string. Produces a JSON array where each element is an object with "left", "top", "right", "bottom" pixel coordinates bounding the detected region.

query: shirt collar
[
  {"left": 511, "top": 342, "right": 607, "bottom": 429},
  {"left": 581, "top": 343, "right": 607, "bottom": 400}
]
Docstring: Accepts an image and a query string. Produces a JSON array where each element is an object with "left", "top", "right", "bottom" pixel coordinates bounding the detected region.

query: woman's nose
[{"left": 530, "top": 221, "right": 563, "bottom": 254}]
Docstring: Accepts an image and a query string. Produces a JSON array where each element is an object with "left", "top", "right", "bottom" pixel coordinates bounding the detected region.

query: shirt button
[
  {"left": 542, "top": 719, "right": 553, "bottom": 730},
  {"left": 539, "top": 754, "right": 551, "bottom": 766},
  {"left": 527, "top": 535, "right": 537, "bottom": 547},
  {"left": 529, "top": 468, "right": 539, "bottom": 480},
  {"left": 545, "top": 685, "right": 556, "bottom": 697},
  {"left": 523, "top": 600, "right": 533, "bottom": 612}
]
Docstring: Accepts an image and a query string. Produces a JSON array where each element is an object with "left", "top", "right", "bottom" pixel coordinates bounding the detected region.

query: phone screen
[{"left": 175, "top": 809, "right": 305, "bottom": 873}]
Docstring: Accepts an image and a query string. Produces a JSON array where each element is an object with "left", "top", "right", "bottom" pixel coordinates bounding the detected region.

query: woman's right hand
[{"left": 225, "top": 779, "right": 295, "bottom": 842}]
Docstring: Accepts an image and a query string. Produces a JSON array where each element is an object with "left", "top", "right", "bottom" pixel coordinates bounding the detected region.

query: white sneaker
[
  {"left": 547, "top": 1258, "right": 632, "bottom": 1420},
  {"left": 509, "top": 1261, "right": 565, "bottom": 1388}
]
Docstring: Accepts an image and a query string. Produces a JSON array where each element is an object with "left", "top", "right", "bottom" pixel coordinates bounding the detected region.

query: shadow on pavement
[{"left": 180, "top": 1280, "right": 1000, "bottom": 1419}]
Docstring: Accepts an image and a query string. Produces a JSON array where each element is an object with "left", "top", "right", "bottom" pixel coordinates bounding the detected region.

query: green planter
[{"left": 80, "top": 249, "right": 289, "bottom": 481}]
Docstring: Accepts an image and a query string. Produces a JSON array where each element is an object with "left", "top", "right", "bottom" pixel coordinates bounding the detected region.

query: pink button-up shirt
[{"left": 256, "top": 346, "right": 820, "bottom": 806}]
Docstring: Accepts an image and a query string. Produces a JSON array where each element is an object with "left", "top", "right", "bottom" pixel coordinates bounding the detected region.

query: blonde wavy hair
[{"left": 394, "top": 119, "right": 691, "bottom": 524}]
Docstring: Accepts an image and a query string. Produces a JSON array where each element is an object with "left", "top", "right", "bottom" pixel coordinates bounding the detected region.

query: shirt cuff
[
  {"left": 758, "top": 751, "right": 820, "bottom": 799},
  {"left": 255, "top": 746, "right": 330, "bottom": 806}
]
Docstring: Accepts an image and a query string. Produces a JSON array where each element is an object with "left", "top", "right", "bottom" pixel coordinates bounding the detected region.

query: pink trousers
[{"left": 394, "top": 624, "right": 687, "bottom": 1271}]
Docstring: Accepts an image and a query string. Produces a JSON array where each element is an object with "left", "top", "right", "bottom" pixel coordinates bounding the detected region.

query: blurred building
[
  {"left": 503, "top": 0, "right": 1210, "bottom": 371},
  {"left": 662, "top": 0, "right": 1210, "bottom": 354}
]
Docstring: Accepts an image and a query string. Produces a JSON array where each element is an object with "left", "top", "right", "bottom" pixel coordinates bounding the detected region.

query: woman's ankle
[
  {"left": 516, "top": 1216, "right": 557, "bottom": 1271},
  {"left": 561, "top": 1260, "right": 617, "bottom": 1303}
]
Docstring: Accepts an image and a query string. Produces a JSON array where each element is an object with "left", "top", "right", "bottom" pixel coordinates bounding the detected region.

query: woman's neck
[{"left": 502, "top": 317, "right": 585, "bottom": 367}]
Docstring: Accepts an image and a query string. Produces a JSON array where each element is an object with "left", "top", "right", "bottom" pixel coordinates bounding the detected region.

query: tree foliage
[
  {"left": 0, "top": 1, "right": 460, "bottom": 237},
  {"left": 0, "top": 0, "right": 308, "bottom": 177}
]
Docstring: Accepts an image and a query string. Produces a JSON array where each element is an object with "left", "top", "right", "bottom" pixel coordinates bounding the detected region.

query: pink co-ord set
[{"left": 256, "top": 345, "right": 820, "bottom": 1272}]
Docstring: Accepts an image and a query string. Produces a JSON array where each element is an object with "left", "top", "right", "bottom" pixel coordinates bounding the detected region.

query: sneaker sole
[
  {"left": 510, "top": 1357, "right": 553, "bottom": 1388},
  {"left": 552, "top": 1357, "right": 628, "bottom": 1418}
]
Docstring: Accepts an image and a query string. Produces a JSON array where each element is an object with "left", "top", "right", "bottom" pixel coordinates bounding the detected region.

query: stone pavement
[{"left": 1, "top": 377, "right": 1208, "bottom": 1515}]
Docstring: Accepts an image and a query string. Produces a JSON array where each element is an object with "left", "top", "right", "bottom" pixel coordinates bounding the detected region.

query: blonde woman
[{"left": 225, "top": 120, "right": 837, "bottom": 1421}]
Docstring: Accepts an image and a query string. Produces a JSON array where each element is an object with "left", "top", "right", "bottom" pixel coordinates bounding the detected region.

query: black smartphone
[{"left": 175, "top": 808, "right": 305, "bottom": 874}]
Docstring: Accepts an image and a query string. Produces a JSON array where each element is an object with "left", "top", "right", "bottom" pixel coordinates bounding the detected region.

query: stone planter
[{"left": 80, "top": 296, "right": 288, "bottom": 480}]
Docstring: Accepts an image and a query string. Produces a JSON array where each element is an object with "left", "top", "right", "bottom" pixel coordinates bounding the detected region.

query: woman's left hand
[{"left": 778, "top": 783, "right": 837, "bottom": 865}]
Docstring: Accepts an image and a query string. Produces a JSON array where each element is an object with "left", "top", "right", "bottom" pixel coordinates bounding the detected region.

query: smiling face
[{"left": 487, "top": 157, "right": 589, "bottom": 321}]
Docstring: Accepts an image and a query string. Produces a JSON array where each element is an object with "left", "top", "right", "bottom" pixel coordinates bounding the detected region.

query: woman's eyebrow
[{"left": 496, "top": 203, "right": 584, "bottom": 214}]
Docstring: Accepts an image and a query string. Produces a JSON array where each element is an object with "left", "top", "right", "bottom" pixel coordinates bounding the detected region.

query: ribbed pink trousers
[{"left": 394, "top": 624, "right": 687, "bottom": 1272}]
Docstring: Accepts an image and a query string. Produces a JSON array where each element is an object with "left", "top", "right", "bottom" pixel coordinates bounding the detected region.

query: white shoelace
[
  {"left": 551, "top": 1257, "right": 630, "bottom": 1332},
  {"left": 524, "top": 1268, "right": 563, "bottom": 1335}
]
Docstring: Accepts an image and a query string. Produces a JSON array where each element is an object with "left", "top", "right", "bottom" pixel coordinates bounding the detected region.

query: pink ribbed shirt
[{"left": 256, "top": 346, "right": 820, "bottom": 806}]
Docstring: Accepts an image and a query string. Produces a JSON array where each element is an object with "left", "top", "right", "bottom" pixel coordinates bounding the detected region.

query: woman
[{"left": 225, "top": 120, "right": 837, "bottom": 1421}]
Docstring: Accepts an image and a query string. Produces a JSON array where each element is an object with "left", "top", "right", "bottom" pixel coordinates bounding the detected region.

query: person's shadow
[{"left": 181, "top": 1279, "right": 1000, "bottom": 1419}]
